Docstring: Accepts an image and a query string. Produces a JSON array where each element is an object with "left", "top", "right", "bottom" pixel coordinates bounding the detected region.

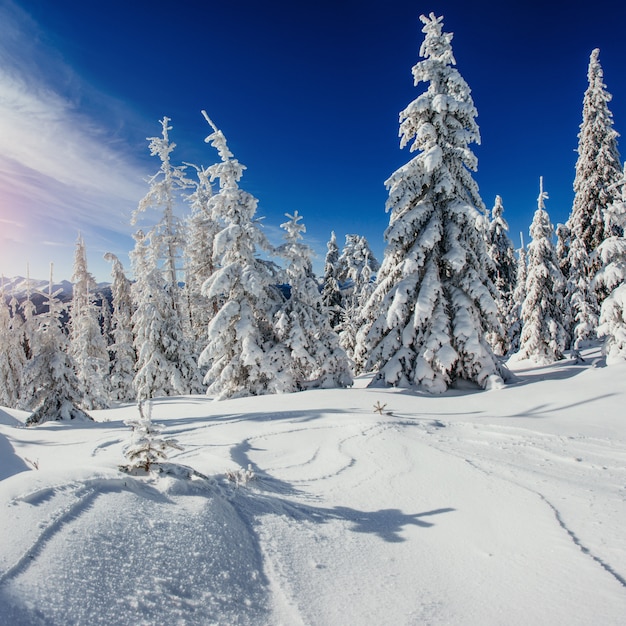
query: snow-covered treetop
[
  {"left": 132, "top": 117, "right": 191, "bottom": 225},
  {"left": 418, "top": 13, "right": 456, "bottom": 67},
  {"left": 202, "top": 110, "right": 246, "bottom": 191},
  {"left": 202, "top": 110, "right": 234, "bottom": 161},
  {"left": 280, "top": 210, "right": 306, "bottom": 244},
  {"left": 588, "top": 49, "right": 606, "bottom": 92},
  {"left": 530, "top": 178, "right": 554, "bottom": 241},
  {"left": 492, "top": 195, "right": 505, "bottom": 223},
  {"left": 388, "top": 13, "right": 483, "bottom": 216},
  {"left": 569, "top": 48, "right": 621, "bottom": 253},
  {"left": 71, "top": 234, "right": 97, "bottom": 312},
  {"left": 537, "top": 176, "right": 549, "bottom": 211}
]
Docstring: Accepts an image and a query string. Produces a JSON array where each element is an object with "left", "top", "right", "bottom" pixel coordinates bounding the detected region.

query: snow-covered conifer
[
  {"left": 274, "top": 211, "right": 352, "bottom": 390},
  {"left": 0, "top": 279, "right": 24, "bottom": 407},
  {"left": 122, "top": 401, "right": 182, "bottom": 472},
  {"left": 355, "top": 14, "right": 503, "bottom": 392},
  {"left": 22, "top": 267, "right": 91, "bottom": 425},
  {"left": 104, "top": 253, "right": 136, "bottom": 402},
  {"left": 336, "top": 235, "right": 380, "bottom": 361},
  {"left": 595, "top": 166, "right": 626, "bottom": 362},
  {"left": 183, "top": 163, "right": 221, "bottom": 359},
  {"left": 131, "top": 118, "right": 202, "bottom": 396},
  {"left": 567, "top": 237, "right": 599, "bottom": 361},
  {"left": 518, "top": 179, "right": 568, "bottom": 363},
  {"left": 321, "top": 231, "right": 343, "bottom": 330},
  {"left": 131, "top": 230, "right": 202, "bottom": 400},
  {"left": 508, "top": 242, "right": 527, "bottom": 354},
  {"left": 485, "top": 196, "right": 517, "bottom": 356},
  {"left": 70, "top": 235, "right": 110, "bottom": 410},
  {"left": 567, "top": 49, "right": 621, "bottom": 295},
  {"left": 133, "top": 117, "right": 190, "bottom": 291},
  {"left": 337, "top": 235, "right": 380, "bottom": 288},
  {"left": 198, "top": 112, "right": 284, "bottom": 399}
]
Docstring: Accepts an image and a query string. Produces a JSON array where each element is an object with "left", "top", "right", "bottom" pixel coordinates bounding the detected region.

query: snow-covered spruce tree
[
  {"left": 567, "top": 237, "right": 599, "bottom": 361},
  {"left": 198, "top": 112, "right": 285, "bottom": 400},
  {"left": 508, "top": 241, "right": 527, "bottom": 353},
  {"left": 131, "top": 230, "right": 201, "bottom": 400},
  {"left": 336, "top": 234, "right": 380, "bottom": 292},
  {"left": 22, "top": 267, "right": 91, "bottom": 425},
  {"left": 122, "top": 400, "right": 182, "bottom": 473},
  {"left": 0, "top": 279, "right": 25, "bottom": 408},
  {"left": 274, "top": 211, "right": 352, "bottom": 390},
  {"left": 131, "top": 118, "right": 202, "bottom": 396},
  {"left": 70, "top": 234, "right": 110, "bottom": 410},
  {"left": 595, "top": 166, "right": 626, "bottom": 363},
  {"left": 104, "top": 253, "right": 136, "bottom": 402},
  {"left": 484, "top": 195, "right": 517, "bottom": 356},
  {"left": 182, "top": 163, "right": 221, "bottom": 360},
  {"left": 336, "top": 234, "right": 380, "bottom": 361},
  {"left": 321, "top": 231, "right": 343, "bottom": 330},
  {"left": 567, "top": 49, "right": 621, "bottom": 297},
  {"left": 354, "top": 13, "right": 503, "bottom": 393},
  {"left": 518, "top": 179, "right": 568, "bottom": 363}
]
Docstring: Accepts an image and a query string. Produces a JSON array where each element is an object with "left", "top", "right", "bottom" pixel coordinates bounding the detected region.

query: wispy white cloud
[{"left": 0, "top": 1, "right": 150, "bottom": 279}]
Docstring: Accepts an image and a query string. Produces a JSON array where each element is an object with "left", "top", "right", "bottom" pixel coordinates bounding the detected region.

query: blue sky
[{"left": 0, "top": 0, "right": 625, "bottom": 282}]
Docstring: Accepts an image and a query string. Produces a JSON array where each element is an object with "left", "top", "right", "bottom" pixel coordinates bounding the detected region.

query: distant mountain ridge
[{"left": 2, "top": 276, "right": 112, "bottom": 315}]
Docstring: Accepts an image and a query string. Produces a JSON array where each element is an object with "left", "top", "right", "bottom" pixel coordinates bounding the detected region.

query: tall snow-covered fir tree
[
  {"left": 567, "top": 48, "right": 621, "bottom": 298},
  {"left": 484, "top": 195, "right": 517, "bottom": 356},
  {"left": 182, "top": 163, "right": 221, "bottom": 360},
  {"left": 21, "top": 267, "right": 91, "bottom": 425},
  {"left": 518, "top": 179, "right": 568, "bottom": 364},
  {"left": 354, "top": 13, "right": 503, "bottom": 393},
  {"left": 131, "top": 118, "right": 202, "bottom": 397},
  {"left": 70, "top": 234, "right": 110, "bottom": 410},
  {"left": 274, "top": 211, "right": 352, "bottom": 390},
  {"left": 198, "top": 112, "right": 284, "bottom": 400},
  {"left": 104, "top": 252, "right": 136, "bottom": 402},
  {"left": 321, "top": 231, "right": 343, "bottom": 330},
  {"left": 132, "top": 117, "right": 190, "bottom": 292},
  {"left": 595, "top": 165, "right": 626, "bottom": 363}
]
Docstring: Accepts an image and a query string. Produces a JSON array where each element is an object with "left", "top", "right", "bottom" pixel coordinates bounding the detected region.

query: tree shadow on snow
[
  {"left": 504, "top": 392, "right": 619, "bottom": 419},
  {"left": 0, "top": 432, "right": 30, "bottom": 480},
  {"left": 230, "top": 440, "right": 455, "bottom": 543},
  {"left": 164, "top": 408, "right": 351, "bottom": 434},
  {"left": 234, "top": 484, "right": 455, "bottom": 544}
]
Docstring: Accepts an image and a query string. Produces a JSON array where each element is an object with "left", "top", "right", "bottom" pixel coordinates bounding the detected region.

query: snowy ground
[{"left": 1, "top": 346, "right": 626, "bottom": 625}]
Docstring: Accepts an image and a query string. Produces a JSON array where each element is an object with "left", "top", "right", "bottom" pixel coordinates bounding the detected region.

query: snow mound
[{"left": 1, "top": 472, "right": 270, "bottom": 626}]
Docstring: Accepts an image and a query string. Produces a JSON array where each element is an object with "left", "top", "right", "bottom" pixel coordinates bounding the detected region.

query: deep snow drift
[{"left": 1, "top": 346, "right": 625, "bottom": 625}]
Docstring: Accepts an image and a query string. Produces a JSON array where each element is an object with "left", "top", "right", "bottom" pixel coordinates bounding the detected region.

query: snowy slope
[{"left": 1, "top": 346, "right": 625, "bottom": 625}]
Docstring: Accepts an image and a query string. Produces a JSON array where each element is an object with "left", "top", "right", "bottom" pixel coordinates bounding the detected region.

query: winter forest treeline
[{"left": 1, "top": 13, "right": 625, "bottom": 424}]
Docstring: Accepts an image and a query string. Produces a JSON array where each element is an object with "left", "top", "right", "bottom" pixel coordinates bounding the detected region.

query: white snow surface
[{"left": 1, "top": 346, "right": 626, "bottom": 625}]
